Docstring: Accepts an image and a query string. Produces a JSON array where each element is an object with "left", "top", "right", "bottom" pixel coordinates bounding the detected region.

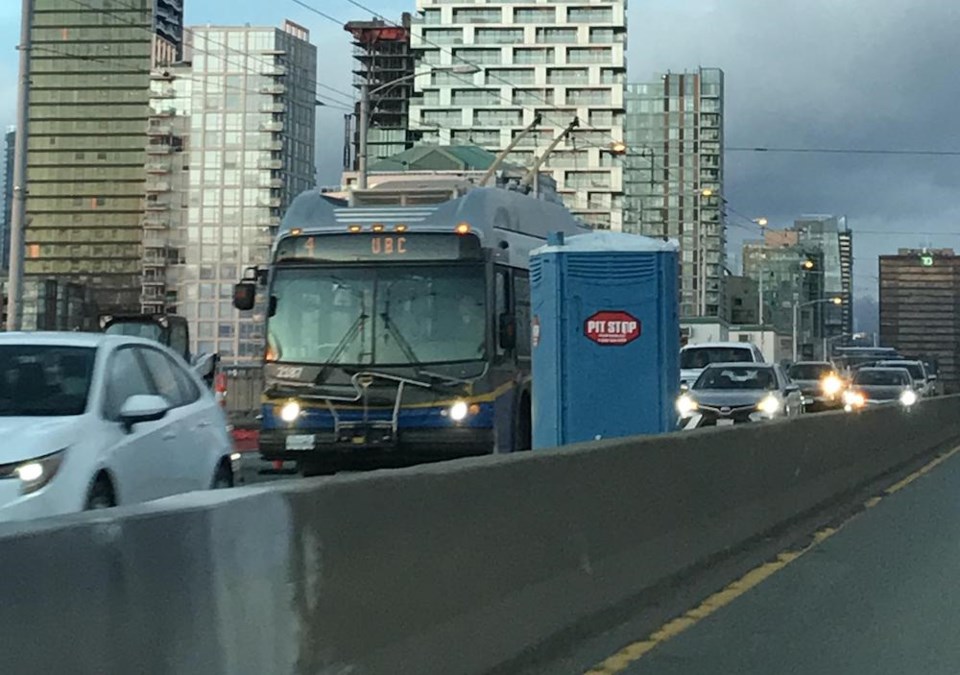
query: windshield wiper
[{"left": 314, "top": 312, "right": 369, "bottom": 384}]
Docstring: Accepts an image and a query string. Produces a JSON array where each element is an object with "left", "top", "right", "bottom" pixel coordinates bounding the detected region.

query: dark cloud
[{"left": 631, "top": 0, "right": 960, "bottom": 297}]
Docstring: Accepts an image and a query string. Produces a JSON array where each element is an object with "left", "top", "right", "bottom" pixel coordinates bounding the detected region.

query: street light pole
[
  {"left": 356, "top": 65, "right": 478, "bottom": 191},
  {"left": 792, "top": 292, "right": 799, "bottom": 362},
  {"left": 357, "top": 82, "right": 370, "bottom": 190},
  {"left": 6, "top": 0, "right": 33, "bottom": 331},
  {"left": 792, "top": 296, "right": 842, "bottom": 363}
]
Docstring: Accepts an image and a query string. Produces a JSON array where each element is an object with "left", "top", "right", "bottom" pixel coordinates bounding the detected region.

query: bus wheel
[{"left": 515, "top": 393, "right": 532, "bottom": 452}]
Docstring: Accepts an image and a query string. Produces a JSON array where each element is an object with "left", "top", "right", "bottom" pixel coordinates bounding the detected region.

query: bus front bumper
[{"left": 259, "top": 427, "right": 494, "bottom": 466}]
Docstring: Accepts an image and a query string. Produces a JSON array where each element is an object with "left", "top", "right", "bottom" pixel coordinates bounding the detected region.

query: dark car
[
  {"left": 787, "top": 361, "right": 846, "bottom": 412},
  {"left": 676, "top": 363, "right": 803, "bottom": 429}
]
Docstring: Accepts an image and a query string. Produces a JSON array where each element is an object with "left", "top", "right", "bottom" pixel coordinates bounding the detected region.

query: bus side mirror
[
  {"left": 233, "top": 282, "right": 256, "bottom": 311},
  {"left": 499, "top": 313, "right": 516, "bottom": 351}
]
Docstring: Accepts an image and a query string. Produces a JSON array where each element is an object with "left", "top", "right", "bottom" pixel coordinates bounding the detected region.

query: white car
[
  {"left": 0, "top": 332, "right": 238, "bottom": 522},
  {"left": 680, "top": 341, "right": 766, "bottom": 388}
]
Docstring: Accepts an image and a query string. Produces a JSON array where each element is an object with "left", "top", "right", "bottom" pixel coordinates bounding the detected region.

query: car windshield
[
  {"left": 878, "top": 362, "right": 924, "bottom": 380},
  {"left": 788, "top": 364, "right": 833, "bottom": 380},
  {"left": 0, "top": 345, "right": 96, "bottom": 417},
  {"left": 695, "top": 367, "right": 777, "bottom": 391},
  {"left": 854, "top": 370, "right": 909, "bottom": 386},
  {"left": 681, "top": 347, "right": 754, "bottom": 369},
  {"left": 104, "top": 321, "right": 164, "bottom": 342},
  {"left": 268, "top": 264, "right": 487, "bottom": 366}
]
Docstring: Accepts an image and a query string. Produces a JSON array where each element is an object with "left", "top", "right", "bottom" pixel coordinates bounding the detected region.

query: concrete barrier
[{"left": 1, "top": 398, "right": 959, "bottom": 674}]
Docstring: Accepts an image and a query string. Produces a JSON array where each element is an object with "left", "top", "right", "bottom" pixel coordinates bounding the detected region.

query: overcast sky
[{"left": 2, "top": 0, "right": 959, "bottom": 306}]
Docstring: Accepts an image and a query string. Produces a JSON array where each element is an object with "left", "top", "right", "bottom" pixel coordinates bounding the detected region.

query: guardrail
[{"left": 1, "top": 398, "right": 958, "bottom": 674}]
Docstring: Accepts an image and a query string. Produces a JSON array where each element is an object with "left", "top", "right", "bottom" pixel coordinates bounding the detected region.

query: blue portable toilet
[{"left": 530, "top": 231, "right": 680, "bottom": 449}]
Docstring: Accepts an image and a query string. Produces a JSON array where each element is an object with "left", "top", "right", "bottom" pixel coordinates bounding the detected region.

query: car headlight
[
  {"left": 900, "top": 390, "right": 918, "bottom": 407},
  {"left": 821, "top": 375, "right": 843, "bottom": 397},
  {"left": 449, "top": 400, "right": 469, "bottom": 422},
  {"left": 757, "top": 395, "right": 782, "bottom": 415},
  {"left": 676, "top": 394, "right": 698, "bottom": 417},
  {"left": 279, "top": 400, "right": 301, "bottom": 423},
  {"left": 843, "top": 390, "right": 866, "bottom": 409},
  {"left": 14, "top": 450, "right": 65, "bottom": 495}
]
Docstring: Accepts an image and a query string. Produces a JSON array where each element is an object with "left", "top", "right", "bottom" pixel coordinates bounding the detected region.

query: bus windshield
[{"left": 268, "top": 264, "right": 487, "bottom": 366}]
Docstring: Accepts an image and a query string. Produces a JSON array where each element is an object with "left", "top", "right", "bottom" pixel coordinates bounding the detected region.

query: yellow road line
[
  {"left": 584, "top": 443, "right": 960, "bottom": 675},
  {"left": 884, "top": 444, "right": 960, "bottom": 495}
]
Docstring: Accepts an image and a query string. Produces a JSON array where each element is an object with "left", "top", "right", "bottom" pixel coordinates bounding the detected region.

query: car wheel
[
  {"left": 211, "top": 461, "right": 234, "bottom": 489},
  {"left": 85, "top": 476, "right": 116, "bottom": 510}
]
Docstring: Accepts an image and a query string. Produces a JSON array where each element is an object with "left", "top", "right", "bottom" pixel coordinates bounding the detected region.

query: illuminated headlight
[
  {"left": 14, "top": 451, "right": 65, "bottom": 495},
  {"left": 676, "top": 394, "right": 698, "bottom": 417},
  {"left": 757, "top": 395, "right": 782, "bottom": 416},
  {"left": 900, "top": 390, "right": 918, "bottom": 407},
  {"left": 821, "top": 375, "right": 843, "bottom": 397},
  {"left": 280, "top": 400, "right": 301, "bottom": 423},
  {"left": 449, "top": 400, "right": 469, "bottom": 422},
  {"left": 843, "top": 390, "right": 866, "bottom": 409}
]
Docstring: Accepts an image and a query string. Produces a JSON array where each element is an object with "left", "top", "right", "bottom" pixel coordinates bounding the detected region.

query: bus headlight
[
  {"left": 676, "top": 394, "right": 698, "bottom": 417},
  {"left": 280, "top": 400, "right": 301, "bottom": 423},
  {"left": 900, "top": 390, "right": 918, "bottom": 407},
  {"left": 449, "top": 400, "right": 469, "bottom": 422},
  {"left": 757, "top": 395, "right": 782, "bottom": 416}
]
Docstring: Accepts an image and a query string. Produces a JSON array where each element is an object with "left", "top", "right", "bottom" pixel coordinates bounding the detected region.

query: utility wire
[
  {"left": 31, "top": 44, "right": 354, "bottom": 113},
  {"left": 62, "top": 0, "right": 357, "bottom": 108},
  {"left": 304, "top": 0, "right": 627, "bottom": 154},
  {"left": 727, "top": 146, "right": 960, "bottom": 157}
]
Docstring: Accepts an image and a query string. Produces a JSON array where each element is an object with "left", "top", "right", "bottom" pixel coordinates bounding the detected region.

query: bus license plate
[
  {"left": 286, "top": 434, "right": 316, "bottom": 451},
  {"left": 717, "top": 419, "right": 735, "bottom": 427}
]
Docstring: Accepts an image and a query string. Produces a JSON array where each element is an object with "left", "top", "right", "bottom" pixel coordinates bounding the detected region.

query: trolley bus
[{"left": 233, "top": 184, "right": 586, "bottom": 474}]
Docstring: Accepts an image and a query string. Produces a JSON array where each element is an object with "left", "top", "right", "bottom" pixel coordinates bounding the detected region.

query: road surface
[{"left": 519, "top": 445, "right": 960, "bottom": 675}]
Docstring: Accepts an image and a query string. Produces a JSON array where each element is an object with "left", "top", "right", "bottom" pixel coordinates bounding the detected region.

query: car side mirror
[
  {"left": 498, "top": 313, "right": 516, "bottom": 351},
  {"left": 119, "top": 395, "right": 170, "bottom": 432},
  {"left": 192, "top": 352, "right": 218, "bottom": 384},
  {"left": 680, "top": 382, "right": 689, "bottom": 393},
  {"left": 785, "top": 384, "right": 800, "bottom": 393}
]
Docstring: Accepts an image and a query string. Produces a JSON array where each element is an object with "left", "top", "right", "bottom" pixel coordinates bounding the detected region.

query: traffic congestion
[{"left": 674, "top": 341, "right": 933, "bottom": 430}]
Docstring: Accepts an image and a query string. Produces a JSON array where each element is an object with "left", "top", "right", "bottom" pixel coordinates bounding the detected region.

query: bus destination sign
[{"left": 275, "top": 232, "right": 482, "bottom": 263}]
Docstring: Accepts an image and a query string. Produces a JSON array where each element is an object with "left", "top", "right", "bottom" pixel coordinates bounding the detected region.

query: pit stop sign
[{"left": 584, "top": 311, "right": 641, "bottom": 346}]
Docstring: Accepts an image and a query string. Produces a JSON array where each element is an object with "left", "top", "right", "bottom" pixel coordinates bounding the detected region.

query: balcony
[
  {"left": 145, "top": 181, "right": 171, "bottom": 193},
  {"left": 268, "top": 178, "right": 284, "bottom": 189},
  {"left": 260, "top": 140, "right": 283, "bottom": 151},
  {"left": 259, "top": 121, "right": 284, "bottom": 132},
  {"left": 147, "top": 124, "right": 173, "bottom": 137},
  {"left": 146, "top": 163, "right": 170, "bottom": 174},
  {"left": 257, "top": 198, "right": 282, "bottom": 209},
  {"left": 145, "top": 199, "right": 171, "bottom": 211},
  {"left": 259, "top": 84, "right": 286, "bottom": 96},
  {"left": 260, "top": 65, "right": 287, "bottom": 77},
  {"left": 260, "top": 102, "right": 285, "bottom": 114},
  {"left": 146, "top": 143, "right": 172, "bottom": 155},
  {"left": 142, "top": 214, "right": 170, "bottom": 229},
  {"left": 258, "top": 159, "right": 283, "bottom": 170}
]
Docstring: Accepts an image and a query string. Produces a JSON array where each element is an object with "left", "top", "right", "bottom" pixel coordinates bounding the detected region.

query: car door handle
[
  {"left": 196, "top": 421, "right": 211, "bottom": 429},
  {"left": 162, "top": 431, "right": 177, "bottom": 440}
]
